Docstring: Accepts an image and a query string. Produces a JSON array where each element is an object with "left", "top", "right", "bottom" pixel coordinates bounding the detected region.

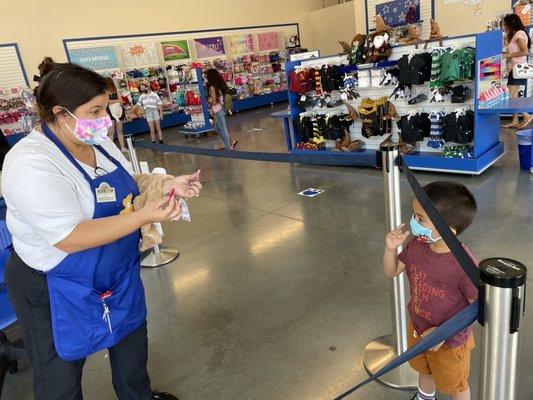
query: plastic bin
[{"left": 516, "top": 130, "right": 532, "bottom": 171}]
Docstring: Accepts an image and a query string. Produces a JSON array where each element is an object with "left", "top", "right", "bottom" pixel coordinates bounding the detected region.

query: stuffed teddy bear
[{"left": 130, "top": 173, "right": 175, "bottom": 251}]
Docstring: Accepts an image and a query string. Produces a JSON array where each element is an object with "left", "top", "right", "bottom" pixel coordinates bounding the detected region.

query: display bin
[{"left": 516, "top": 129, "right": 532, "bottom": 171}]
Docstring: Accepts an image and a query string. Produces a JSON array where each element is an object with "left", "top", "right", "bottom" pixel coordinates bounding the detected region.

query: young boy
[{"left": 383, "top": 181, "right": 478, "bottom": 400}]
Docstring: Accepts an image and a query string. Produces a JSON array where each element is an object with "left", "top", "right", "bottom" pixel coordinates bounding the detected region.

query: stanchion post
[
  {"left": 478, "top": 258, "right": 527, "bottom": 400},
  {"left": 125, "top": 136, "right": 141, "bottom": 174},
  {"left": 362, "top": 143, "right": 418, "bottom": 389},
  {"left": 125, "top": 135, "right": 180, "bottom": 268}
]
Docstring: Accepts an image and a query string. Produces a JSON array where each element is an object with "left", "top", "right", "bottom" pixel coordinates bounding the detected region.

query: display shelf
[
  {"left": 233, "top": 91, "right": 288, "bottom": 112},
  {"left": 477, "top": 97, "right": 533, "bottom": 114},
  {"left": 282, "top": 31, "right": 506, "bottom": 173},
  {"left": 123, "top": 112, "right": 190, "bottom": 136}
]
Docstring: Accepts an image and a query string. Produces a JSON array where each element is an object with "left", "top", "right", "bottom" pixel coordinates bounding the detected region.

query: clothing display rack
[
  {"left": 177, "top": 69, "right": 213, "bottom": 139},
  {"left": 284, "top": 30, "right": 507, "bottom": 174}
]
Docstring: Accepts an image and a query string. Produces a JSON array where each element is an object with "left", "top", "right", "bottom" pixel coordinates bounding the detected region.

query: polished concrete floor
[{"left": 4, "top": 106, "right": 533, "bottom": 400}]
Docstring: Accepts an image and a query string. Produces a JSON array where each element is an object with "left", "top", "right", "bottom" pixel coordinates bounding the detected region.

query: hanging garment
[
  {"left": 397, "top": 52, "right": 432, "bottom": 86},
  {"left": 359, "top": 98, "right": 395, "bottom": 138},
  {"left": 442, "top": 110, "right": 474, "bottom": 144},
  {"left": 397, "top": 113, "right": 431, "bottom": 144},
  {"left": 428, "top": 110, "right": 447, "bottom": 148}
]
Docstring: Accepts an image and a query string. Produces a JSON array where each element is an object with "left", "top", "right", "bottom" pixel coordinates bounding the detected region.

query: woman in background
[
  {"left": 502, "top": 13, "right": 532, "bottom": 129},
  {"left": 205, "top": 69, "right": 237, "bottom": 150}
]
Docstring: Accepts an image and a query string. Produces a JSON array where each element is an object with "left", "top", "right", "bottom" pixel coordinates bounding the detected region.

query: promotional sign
[
  {"left": 69, "top": 46, "right": 119, "bottom": 70},
  {"left": 161, "top": 40, "right": 190, "bottom": 61},
  {"left": 121, "top": 43, "right": 159, "bottom": 68},
  {"left": 227, "top": 34, "right": 254, "bottom": 55},
  {"left": 257, "top": 32, "right": 280, "bottom": 52},
  {"left": 194, "top": 36, "right": 225, "bottom": 58},
  {"left": 375, "top": 0, "right": 421, "bottom": 27}
]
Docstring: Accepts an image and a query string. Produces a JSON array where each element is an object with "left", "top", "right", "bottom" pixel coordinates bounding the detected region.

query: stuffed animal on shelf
[
  {"left": 128, "top": 80, "right": 140, "bottom": 93},
  {"left": 424, "top": 19, "right": 445, "bottom": 49},
  {"left": 374, "top": 15, "right": 393, "bottom": 35},
  {"left": 366, "top": 31, "right": 392, "bottom": 63},
  {"left": 350, "top": 34, "right": 367, "bottom": 65},
  {"left": 120, "top": 91, "right": 132, "bottom": 107},
  {"left": 399, "top": 24, "right": 421, "bottom": 47},
  {"left": 339, "top": 41, "right": 351, "bottom": 55}
]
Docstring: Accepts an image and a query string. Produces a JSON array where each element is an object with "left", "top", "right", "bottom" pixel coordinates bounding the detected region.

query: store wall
[
  {"left": 355, "top": 0, "right": 513, "bottom": 38},
  {"left": 435, "top": 0, "right": 512, "bottom": 37},
  {"left": 0, "top": 0, "right": 323, "bottom": 80},
  {"left": 307, "top": 2, "right": 358, "bottom": 56}
]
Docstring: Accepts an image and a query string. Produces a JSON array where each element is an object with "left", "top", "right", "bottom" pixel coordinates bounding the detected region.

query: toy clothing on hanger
[
  {"left": 397, "top": 111, "right": 431, "bottom": 144},
  {"left": 442, "top": 108, "right": 474, "bottom": 144},
  {"left": 428, "top": 110, "right": 447, "bottom": 148}
]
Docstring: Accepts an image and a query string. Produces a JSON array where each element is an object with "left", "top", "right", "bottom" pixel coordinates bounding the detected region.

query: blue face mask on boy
[{"left": 410, "top": 214, "right": 441, "bottom": 243}]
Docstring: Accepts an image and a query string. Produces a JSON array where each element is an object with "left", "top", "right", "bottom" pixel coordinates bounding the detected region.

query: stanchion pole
[
  {"left": 125, "top": 135, "right": 141, "bottom": 174},
  {"left": 362, "top": 143, "right": 418, "bottom": 389},
  {"left": 478, "top": 258, "right": 527, "bottom": 400},
  {"left": 125, "top": 136, "right": 180, "bottom": 268}
]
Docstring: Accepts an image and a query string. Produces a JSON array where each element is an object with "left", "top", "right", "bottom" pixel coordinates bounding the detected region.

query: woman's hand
[
  {"left": 164, "top": 170, "right": 203, "bottom": 198},
  {"left": 139, "top": 196, "right": 182, "bottom": 224}
]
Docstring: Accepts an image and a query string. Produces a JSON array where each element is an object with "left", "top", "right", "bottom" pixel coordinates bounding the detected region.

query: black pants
[{"left": 5, "top": 252, "right": 152, "bottom": 400}]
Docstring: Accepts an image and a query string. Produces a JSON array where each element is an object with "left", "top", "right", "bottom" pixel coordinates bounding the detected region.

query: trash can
[{"left": 516, "top": 130, "right": 532, "bottom": 171}]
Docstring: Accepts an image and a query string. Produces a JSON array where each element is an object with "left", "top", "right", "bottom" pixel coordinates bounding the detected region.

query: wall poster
[
  {"left": 227, "top": 34, "right": 254, "bottom": 55},
  {"left": 121, "top": 43, "right": 159, "bottom": 67},
  {"left": 194, "top": 37, "right": 225, "bottom": 58},
  {"left": 161, "top": 40, "right": 191, "bottom": 61}
]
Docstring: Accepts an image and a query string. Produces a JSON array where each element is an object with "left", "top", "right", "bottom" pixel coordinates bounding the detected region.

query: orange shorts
[{"left": 407, "top": 322, "right": 475, "bottom": 395}]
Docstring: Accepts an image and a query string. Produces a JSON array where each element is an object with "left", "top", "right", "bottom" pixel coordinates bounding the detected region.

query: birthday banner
[
  {"left": 194, "top": 36, "right": 225, "bottom": 59},
  {"left": 69, "top": 46, "right": 119, "bottom": 71},
  {"left": 227, "top": 33, "right": 254, "bottom": 55},
  {"left": 121, "top": 43, "right": 159, "bottom": 68},
  {"left": 257, "top": 32, "right": 280, "bottom": 52},
  {"left": 161, "top": 40, "right": 191, "bottom": 61}
]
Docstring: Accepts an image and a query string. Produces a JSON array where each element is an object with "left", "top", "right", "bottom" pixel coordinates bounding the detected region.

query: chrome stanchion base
[
  {"left": 141, "top": 246, "right": 180, "bottom": 268},
  {"left": 363, "top": 335, "right": 418, "bottom": 389}
]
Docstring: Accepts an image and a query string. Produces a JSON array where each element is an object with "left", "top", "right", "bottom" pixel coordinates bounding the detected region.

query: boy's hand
[
  {"left": 420, "top": 327, "right": 445, "bottom": 352},
  {"left": 385, "top": 223, "right": 410, "bottom": 251}
]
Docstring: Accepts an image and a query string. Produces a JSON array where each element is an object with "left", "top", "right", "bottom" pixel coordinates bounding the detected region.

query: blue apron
[{"left": 42, "top": 123, "right": 146, "bottom": 361}]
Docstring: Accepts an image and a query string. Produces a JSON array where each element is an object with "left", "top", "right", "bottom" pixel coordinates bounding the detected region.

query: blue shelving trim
[
  {"left": 403, "top": 142, "right": 505, "bottom": 174},
  {"left": 478, "top": 98, "right": 533, "bottom": 114},
  {"left": 123, "top": 113, "right": 190, "bottom": 135},
  {"left": 232, "top": 91, "right": 288, "bottom": 112}
]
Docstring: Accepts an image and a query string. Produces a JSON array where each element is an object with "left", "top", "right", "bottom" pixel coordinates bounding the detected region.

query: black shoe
[
  {"left": 152, "top": 390, "right": 179, "bottom": 400},
  {"left": 159, "top": 140, "right": 164, "bottom": 144},
  {"left": 152, "top": 140, "right": 156, "bottom": 144},
  {"left": 408, "top": 93, "right": 428, "bottom": 105}
]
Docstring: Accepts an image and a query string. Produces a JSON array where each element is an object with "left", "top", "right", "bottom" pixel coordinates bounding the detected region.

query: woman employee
[{"left": 3, "top": 62, "right": 202, "bottom": 400}]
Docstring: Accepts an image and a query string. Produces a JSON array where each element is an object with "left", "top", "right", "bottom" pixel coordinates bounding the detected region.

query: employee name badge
[{"left": 95, "top": 182, "right": 117, "bottom": 203}]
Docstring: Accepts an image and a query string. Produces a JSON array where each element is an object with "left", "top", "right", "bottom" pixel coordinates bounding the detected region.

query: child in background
[
  {"left": 383, "top": 181, "right": 478, "bottom": 400},
  {"left": 205, "top": 68, "right": 237, "bottom": 150},
  {"left": 137, "top": 83, "right": 164, "bottom": 144}
]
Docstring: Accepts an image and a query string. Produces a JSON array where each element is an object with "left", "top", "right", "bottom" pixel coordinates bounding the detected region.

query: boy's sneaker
[
  {"left": 152, "top": 390, "right": 179, "bottom": 400},
  {"left": 409, "top": 392, "right": 437, "bottom": 400}
]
